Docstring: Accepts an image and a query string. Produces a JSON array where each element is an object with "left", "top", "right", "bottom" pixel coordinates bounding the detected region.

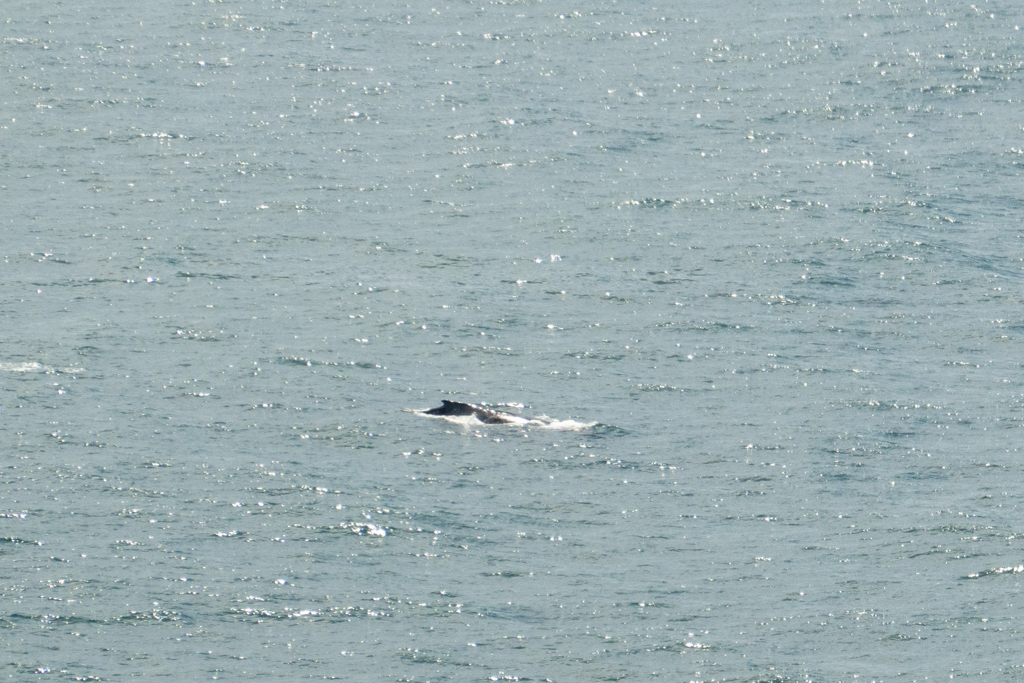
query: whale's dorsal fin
[{"left": 423, "top": 400, "right": 477, "bottom": 417}]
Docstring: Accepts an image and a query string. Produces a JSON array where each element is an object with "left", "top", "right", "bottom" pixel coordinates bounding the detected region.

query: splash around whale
[{"left": 413, "top": 400, "right": 596, "bottom": 431}]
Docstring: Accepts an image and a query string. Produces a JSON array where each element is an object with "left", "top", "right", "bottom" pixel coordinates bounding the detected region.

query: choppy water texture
[{"left": 3, "top": 0, "right": 1024, "bottom": 680}]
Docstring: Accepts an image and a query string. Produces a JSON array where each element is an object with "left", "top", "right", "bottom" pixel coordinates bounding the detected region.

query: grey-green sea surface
[{"left": 3, "top": 0, "right": 1024, "bottom": 680}]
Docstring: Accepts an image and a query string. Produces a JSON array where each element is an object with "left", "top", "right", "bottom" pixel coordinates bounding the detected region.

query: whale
[
  {"left": 421, "top": 400, "right": 528, "bottom": 425},
  {"left": 416, "top": 400, "right": 597, "bottom": 431}
]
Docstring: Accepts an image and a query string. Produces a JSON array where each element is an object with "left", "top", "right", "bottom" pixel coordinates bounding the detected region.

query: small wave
[
  {"left": 580, "top": 423, "right": 628, "bottom": 437},
  {"left": 0, "top": 362, "right": 47, "bottom": 372},
  {"left": 0, "top": 362, "right": 82, "bottom": 374},
  {"left": 533, "top": 418, "right": 598, "bottom": 431},
  {"left": 965, "top": 564, "right": 1024, "bottom": 579},
  {"left": 338, "top": 521, "right": 387, "bottom": 537}
]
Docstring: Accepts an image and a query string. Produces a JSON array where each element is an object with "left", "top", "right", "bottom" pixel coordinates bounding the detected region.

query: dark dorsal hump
[{"left": 423, "top": 400, "right": 477, "bottom": 417}]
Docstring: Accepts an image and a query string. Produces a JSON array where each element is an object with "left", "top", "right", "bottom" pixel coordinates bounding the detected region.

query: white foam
[
  {"left": 533, "top": 419, "right": 598, "bottom": 431},
  {"left": 0, "top": 362, "right": 84, "bottom": 374},
  {"left": 0, "top": 361, "right": 47, "bottom": 372}
]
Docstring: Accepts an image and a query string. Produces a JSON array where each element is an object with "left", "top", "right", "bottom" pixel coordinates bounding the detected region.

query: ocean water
[{"left": 2, "top": 0, "right": 1024, "bottom": 680}]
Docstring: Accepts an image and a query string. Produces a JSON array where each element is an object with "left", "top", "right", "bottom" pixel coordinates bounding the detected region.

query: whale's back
[{"left": 422, "top": 400, "right": 478, "bottom": 417}]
